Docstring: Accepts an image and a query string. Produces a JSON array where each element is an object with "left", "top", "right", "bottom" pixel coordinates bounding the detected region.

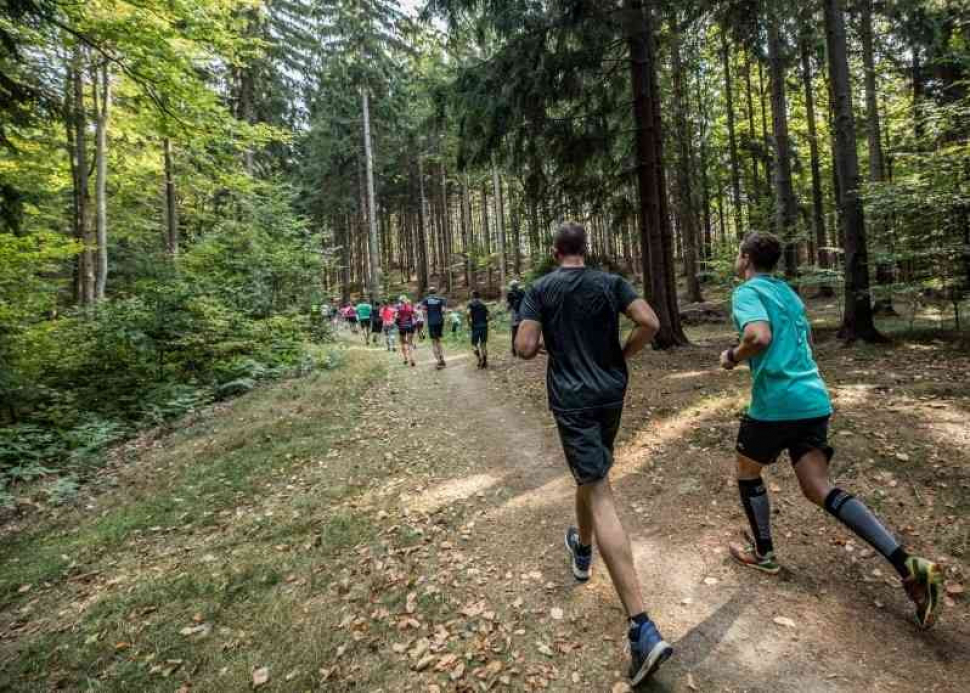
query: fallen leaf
[
  {"left": 550, "top": 607, "right": 564, "bottom": 621},
  {"left": 946, "top": 582, "right": 964, "bottom": 596},
  {"left": 612, "top": 682, "right": 632, "bottom": 693},
  {"left": 252, "top": 666, "right": 269, "bottom": 688},
  {"left": 773, "top": 616, "right": 796, "bottom": 628},
  {"left": 703, "top": 577, "right": 718, "bottom": 586},
  {"left": 687, "top": 672, "right": 698, "bottom": 691}
]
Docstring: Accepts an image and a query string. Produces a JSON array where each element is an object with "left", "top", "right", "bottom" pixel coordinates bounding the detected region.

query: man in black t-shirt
[
  {"left": 467, "top": 291, "right": 490, "bottom": 369},
  {"left": 420, "top": 288, "right": 448, "bottom": 369},
  {"left": 516, "top": 222, "right": 672, "bottom": 686}
]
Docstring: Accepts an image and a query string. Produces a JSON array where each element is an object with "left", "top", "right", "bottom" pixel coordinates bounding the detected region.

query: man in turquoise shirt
[{"left": 721, "top": 232, "right": 943, "bottom": 630}]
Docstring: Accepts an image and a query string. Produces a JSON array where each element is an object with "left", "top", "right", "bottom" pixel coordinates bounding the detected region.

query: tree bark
[
  {"left": 859, "top": 1, "right": 896, "bottom": 315},
  {"left": 624, "top": 0, "right": 687, "bottom": 347},
  {"left": 93, "top": 62, "right": 110, "bottom": 301},
  {"left": 416, "top": 156, "right": 430, "bottom": 295},
  {"left": 767, "top": 6, "right": 799, "bottom": 282},
  {"left": 163, "top": 138, "right": 179, "bottom": 256},
  {"left": 492, "top": 161, "right": 507, "bottom": 300},
  {"left": 361, "top": 89, "right": 383, "bottom": 300},
  {"left": 670, "top": 18, "right": 703, "bottom": 303},
  {"left": 823, "top": 0, "right": 883, "bottom": 342},
  {"left": 72, "top": 46, "right": 95, "bottom": 306},
  {"left": 721, "top": 28, "right": 744, "bottom": 240},
  {"left": 800, "top": 23, "right": 833, "bottom": 296}
]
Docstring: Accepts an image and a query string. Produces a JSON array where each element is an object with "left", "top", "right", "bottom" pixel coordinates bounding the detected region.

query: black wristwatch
[{"left": 727, "top": 347, "right": 739, "bottom": 364}]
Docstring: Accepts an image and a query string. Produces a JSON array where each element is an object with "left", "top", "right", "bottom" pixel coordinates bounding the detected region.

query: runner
[
  {"left": 420, "top": 287, "right": 448, "bottom": 369},
  {"left": 381, "top": 300, "right": 397, "bottom": 352},
  {"left": 450, "top": 308, "right": 463, "bottom": 336},
  {"left": 467, "top": 290, "right": 490, "bottom": 369},
  {"left": 415, "top": 306, "right": 426, "bottom": 342},
  {"left": 507, "top": 279, "right": 525, "bottom": 357},
  {"left": 343, "top": 304, "right": 357, "bottom": 334},
  {"left": 721, "top": 231, "right": 943, "bottom": 630},
  {"left": 395, "top": 295, "right": 417, "bottom": 367},
  {"left": 369, "top": 300, "right": 384, "bottom": 347},
  {"left": 355, "top": 298, "right": 373, "bottom": 345},
  {"left": 515, "top": 222, "right": 672, "bottom": 685}
]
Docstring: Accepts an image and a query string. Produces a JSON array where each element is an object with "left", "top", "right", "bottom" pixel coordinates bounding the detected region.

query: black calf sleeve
[{"left": 739, "top": 478, "right": 773, "bottom": 556}]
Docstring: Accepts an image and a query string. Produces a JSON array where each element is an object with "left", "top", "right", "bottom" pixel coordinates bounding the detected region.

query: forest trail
[
  {"left": 325, "top": 329, "right": 970, "bottom": 691},
  {"left": 2, "top": 326, "right": 969, "bottom": 691}
]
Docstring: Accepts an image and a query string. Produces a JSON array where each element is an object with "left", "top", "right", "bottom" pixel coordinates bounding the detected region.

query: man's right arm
[
  {"left": 622, "top": 299, "right": 660, "bottom": 360},
  {"left": 515, "top": 320, "right": 542, "bottom": 359}
]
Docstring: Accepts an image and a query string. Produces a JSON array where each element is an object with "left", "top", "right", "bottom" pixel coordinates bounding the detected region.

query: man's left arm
[{"left": 721, "top": 288, "right": 772, "bottom": 370}]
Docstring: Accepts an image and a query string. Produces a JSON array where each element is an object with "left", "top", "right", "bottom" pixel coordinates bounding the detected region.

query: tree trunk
[
  {"left": 417, "top": 156, "right": 430, "bottom": 295},
  {"left": 93, "top": 62, "right": 110, "bottom": 301},
  {"left": 72, "top": 46, "right": 95, "bottom": 306},
  {"left": 859, "top": 1, "right": 895, "bottom": 316},
  {"left": 163, "top": 138, "right": 179, "bottom": 255},
  {"left": 721, "top": 28, "right": 744, "bottom": 240},
  {"left": 767, "top": 7, "right": 799, "bottom": 282},
  {"left": 361, "top": 89, "right": 382, "bottom": 300},
  {"left": 492, "top": 162, "right": 507, "bottom": 300},
  {"left": 800, "top": 24, "right": 833, "bottom": 296},
  {"left": 743, "top": 52, "right": 761, "bottom": 209},
  {"left": 670, "top": 18, "right": 703, "bottom": 303},
  {"left": 64, "top": 60, "right": 81, "bottom": 303},
  {"left": 823, "top": 0, "right": 883, "bottom": 342},
  {"left": 624, "top": 0, "right": 687, "bottom": 347}
]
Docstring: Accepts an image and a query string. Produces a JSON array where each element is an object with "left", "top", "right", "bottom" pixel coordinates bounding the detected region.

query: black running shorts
[
  {"left": 398, "top": 325, "right": 414, "bottom": 337},
  {"left": 471, "top": 325, "right": 488, "bottom": 346},
  {"left": 428, "top": 322, "right": 444, "bottom": 339},
  {"left": 371, "top": 320, "right": 382, "bottom": 333},
  {"left": 736, "top": 415, "right": 834, "bottom": 466},
  {"left": 554, "top": 407, "right": 623, "bottom": 486}
]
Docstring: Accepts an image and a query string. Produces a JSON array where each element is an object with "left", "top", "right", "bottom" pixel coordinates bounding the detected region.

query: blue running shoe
[
  {"left": 628, "top": 619, "right": 673, "bottom": 686},
  {"left": 564, "top": 526, "right": 592, "bottom": 582}
]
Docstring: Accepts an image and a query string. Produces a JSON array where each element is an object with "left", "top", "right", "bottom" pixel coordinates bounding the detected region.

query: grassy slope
[{"left": 0, "top": 346, "right": 387, "bottom": 691}]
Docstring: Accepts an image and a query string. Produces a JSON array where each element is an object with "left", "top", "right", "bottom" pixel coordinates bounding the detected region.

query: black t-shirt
[
  {"left": 468, "top": 299, "right": 489, "bottom": 328},
  {"left": 519, "top": 267, "right": 639, "bottom": 413},
  {"left": 421, "top": 295, "right": 447, "bottom": 326}
]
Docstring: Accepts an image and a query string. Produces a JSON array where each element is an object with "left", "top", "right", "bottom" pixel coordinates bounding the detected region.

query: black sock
[
  {"left": 738, "top": 478, "right": 774, "bottom": 556},
  {"left": 575, "top": 541, "right": 592, "bottom": 557},
  {"left": 824, "top": 488, "right": 910, "bottom": 579}
]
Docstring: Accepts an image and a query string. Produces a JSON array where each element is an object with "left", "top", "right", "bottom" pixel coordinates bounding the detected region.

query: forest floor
[{"left": 1, "top": 299, "right": 969, "bottom": 692}]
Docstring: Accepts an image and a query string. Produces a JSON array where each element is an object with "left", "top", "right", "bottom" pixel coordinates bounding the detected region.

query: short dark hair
[
  {"left": 740, "top": 232, "right": 782, "bottom": 271},
  {"left": 554, "top": 221, "right": 588, "bottom": 257},
  {"left": 472, "top": 290, "right": 481, "bottom": 299}
]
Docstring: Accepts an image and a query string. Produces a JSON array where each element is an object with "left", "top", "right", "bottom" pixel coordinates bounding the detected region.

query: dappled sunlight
[
  {"left": 662, "top": 369, "right": 719, "bottom": 381},
  {"left": 611, "top": 392, "right": 740, "bottom": 482},
  {"left": 403, "top": 472, "right": 504, "bottom": 514}
]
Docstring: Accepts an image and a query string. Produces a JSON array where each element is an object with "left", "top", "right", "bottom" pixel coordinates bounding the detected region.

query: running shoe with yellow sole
[{"left": 902, "top": 556, "right": 944, "bottom": 630}]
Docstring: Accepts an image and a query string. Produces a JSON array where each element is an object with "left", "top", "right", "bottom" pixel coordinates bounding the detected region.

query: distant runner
[
  {"left": 343, "top": 304, "right": 357, "bottom": 334},
  {"left": 381, "top": 301, "right": 397, "bottom": 352},
  {"left": 420, "top": 287, "right": 448, "bottom": 369},
  {"left": 369, "top": 300, "right": 384, "bottom": 347},
  {"left": 515, "top": 222, "right": 672, "bottom": 685},
  {"left": 467, "top": 291, "right": 490, "bottom": 369},
  {"left": 450, "top": 309, "right": 462, "bottom": 335},
  {"left": 722, "top": 231, "right": 943, "bottom": 630},
  {"left": 507, "top": 280, "right": 525, "bottom": 357},
  {"left": 415, "top": 307, "right": 426, "bottom": 342},
  {"left": 355, "top": 299, "right": 373, "bottom": 345},
  {"left": 395, "top": 296, "right": 416, "bottom": 367}
]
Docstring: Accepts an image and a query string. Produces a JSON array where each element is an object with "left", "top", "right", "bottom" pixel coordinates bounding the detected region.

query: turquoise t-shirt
[
  {"left": 355, "top": 303, "right": 372, "bottom": 321},
  {"left": 731, "top": 275, "right": 832, "bottom": 422}
]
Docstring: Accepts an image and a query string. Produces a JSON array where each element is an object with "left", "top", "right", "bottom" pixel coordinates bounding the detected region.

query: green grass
[{"left": 0, "top": 348, "right": 388, "bottom": 691}]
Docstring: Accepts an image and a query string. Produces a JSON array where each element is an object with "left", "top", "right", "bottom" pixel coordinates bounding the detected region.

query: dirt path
[
  {"left": 1, "top": 327, "right": 967, "bottom": 691},
  {"left": 352, "top": 331, "right": 970, "bottom": 692}
]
